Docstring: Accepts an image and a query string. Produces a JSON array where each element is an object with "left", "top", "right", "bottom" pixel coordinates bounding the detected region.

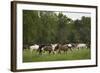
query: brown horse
[
  {"left": 54, "top": 44, "right": 69, "bottom": 54},
  {"left": 37, "top": 44, "right": 53, "bottom": 55},
  {"left": 43, "top": 45, "right": 53, "bottom": 54}
]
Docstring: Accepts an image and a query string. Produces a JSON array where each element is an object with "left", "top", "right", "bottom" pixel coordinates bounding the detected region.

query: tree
[{"left": 23, "top": 10, "right": 91, "bottom": 49}]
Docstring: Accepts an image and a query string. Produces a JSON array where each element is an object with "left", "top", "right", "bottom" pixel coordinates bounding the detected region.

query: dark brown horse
[
  {"left": 54, "top": 44, "right": 69, "bottom": 54},
  {"left": 37, "top": 44, "right": 45, "bottom": 55},
  {"left": 43, "top": 45, "right": 53, "bottom": 54},
  {"left": 37, "top": 44, "right": 53, "bottom": 55}
]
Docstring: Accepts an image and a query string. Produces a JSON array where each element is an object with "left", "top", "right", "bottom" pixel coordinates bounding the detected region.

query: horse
[
  {"left": 37, "top": 44, "right": 45, "bottom": 55},
  {"left": 76, "top": 43, "right": 87, "bottom": 50},
  {"left": 42, "top": 45, "right": 53, "bottom": 54},
  {"left": 54, "top": 44, "right": 69, "bottom": 54},
  {"left": 29, "top": 44, "right": 39, "bottom": 54},
  {"left": 51, "top": 44, "right": 58, "bottom": 54},
  {"left": 67, "top": 44, "right": 73, "bottom": 51}
]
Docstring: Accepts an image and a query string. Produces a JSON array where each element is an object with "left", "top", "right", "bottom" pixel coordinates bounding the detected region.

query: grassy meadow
[
  {"left": 23, "top": 48, "right": 91, "bottom": 62},
  {"left": 23, "top": 11, "right": 91, "bottom": 63}
]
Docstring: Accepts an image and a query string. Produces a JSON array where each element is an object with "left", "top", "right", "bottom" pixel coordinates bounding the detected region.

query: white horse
[
  {"left": 76, "top": 43, "right": 87, "bottom": 49},
  {"left": 51, "top": 44, "right": 58, "bottom": 54},
  {"left": 67, "top": 44, "right": 73, "bottom": 51},
  {"left": 67, "top": 44, "right": 72, "bottom": 47},
  {"left": 30, "top": 44, "right": 39, "bottom": 53}
]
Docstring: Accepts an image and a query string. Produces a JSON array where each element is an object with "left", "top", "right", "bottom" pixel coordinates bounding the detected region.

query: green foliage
[{"left": 23, "top": 10, "right": 91, "bottom": 46}]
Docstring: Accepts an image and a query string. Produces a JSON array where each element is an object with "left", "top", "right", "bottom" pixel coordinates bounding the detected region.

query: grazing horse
[
  {"left": 37, "top": 44, "right": 53, "bottom": 55},
  {"left": 37, "top": 44, "right": 45, "bottom": 55},
  {"left": 30, "top": 44, "right": 39, "bottom": 53},
  {"left": 71, "top": 43, "right": 77, "bottom": 48},
  {"left": 42, "top": 45, "right": 53, "bottom": 54},
  {"left": 51, "top": 44, "right": 57, "bottom": 54},
  {"left": 76, "top": 43, "right": 87, "bottom": 50},
  {"left": 67, "top": 44, "right": 73, "bottom": 51},
  {"left": 54, "top": 44, "right": 69, "bottom": 54}
]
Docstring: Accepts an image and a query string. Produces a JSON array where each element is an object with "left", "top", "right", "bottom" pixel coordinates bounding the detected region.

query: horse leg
[
  {"left": 58, "top": 50, "right": 61, "bottom": 54},
  {"left": 77, "top": 47, "right": 79, "bottom": 50},
  {"left": 38, "top": 49, "right": 42, "bottom": 55},
  {"left": 49, "top": 50, "right": 52, "bottom": 54},
  {"left": 65, "top": 50, "right": 67, "bottom": 54},
  {"left": 53, "top": 51, "right": 56, "bottom": 54},
  {"left": 69, "top": 47, "right": 72, "bottom": 51},
  {"left": 64, "top": 49, "right": 68, "bottom": 54}
]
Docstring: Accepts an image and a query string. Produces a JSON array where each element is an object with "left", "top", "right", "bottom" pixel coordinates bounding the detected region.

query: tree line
[{"left": 23, "top": 10, "right": 91, "bottom": 47}]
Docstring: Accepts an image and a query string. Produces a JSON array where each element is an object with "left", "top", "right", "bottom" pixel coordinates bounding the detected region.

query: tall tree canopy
[{"left": 23, "top": 10, "right": 91, "bottom": 47}]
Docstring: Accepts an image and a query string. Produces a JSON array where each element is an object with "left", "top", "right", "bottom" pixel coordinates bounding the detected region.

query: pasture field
[{"left": 23, "top": 48, "right": 91, "bottom": 62}]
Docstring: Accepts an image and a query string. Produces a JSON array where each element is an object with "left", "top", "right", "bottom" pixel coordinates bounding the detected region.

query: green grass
[{"left": 23, "top": 48, "right": 91, "bottom": 62}]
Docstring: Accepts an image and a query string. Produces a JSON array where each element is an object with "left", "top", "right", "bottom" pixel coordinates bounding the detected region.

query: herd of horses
[{"left": 25, "top": 43, "right": 89, "bottom": 55}]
